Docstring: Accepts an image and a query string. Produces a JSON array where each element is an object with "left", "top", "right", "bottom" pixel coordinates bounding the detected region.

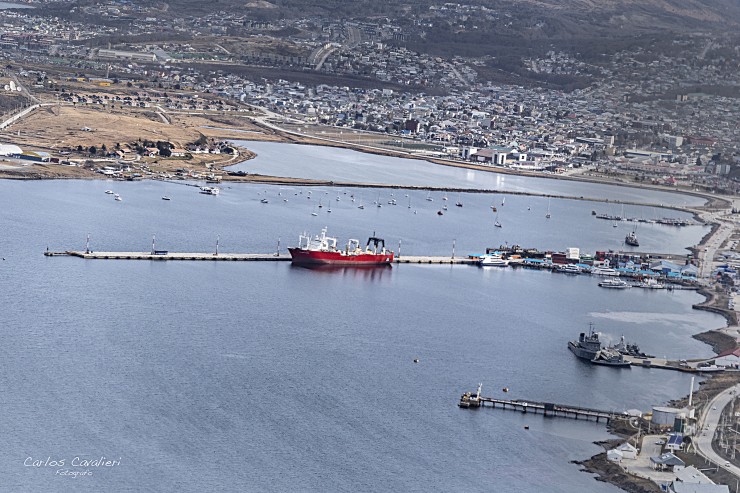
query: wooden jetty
[{"left": 459, "top": 386, "right": 617, "bottom": 423}]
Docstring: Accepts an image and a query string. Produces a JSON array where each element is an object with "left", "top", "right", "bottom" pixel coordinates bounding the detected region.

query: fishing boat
[
  {"left": 288, "top": 228, "right": 393, "bottom": 265},
  {"left": 260, "top": 198, "right": 269, "bottom": 204}
]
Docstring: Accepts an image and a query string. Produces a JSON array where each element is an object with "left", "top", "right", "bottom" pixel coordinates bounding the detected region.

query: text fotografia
[{"left": 24, "top": 456, "right": 122, "bottom": 477}]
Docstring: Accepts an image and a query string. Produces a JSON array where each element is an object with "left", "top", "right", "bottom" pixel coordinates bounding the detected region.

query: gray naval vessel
[{"left": 568, "top": 323, "right": 631, "bottom": 368}]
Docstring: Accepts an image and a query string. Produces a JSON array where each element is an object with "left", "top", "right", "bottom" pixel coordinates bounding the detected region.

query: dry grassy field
[{"left": 7, "top": 105, "right": 281, "bottom": 152}]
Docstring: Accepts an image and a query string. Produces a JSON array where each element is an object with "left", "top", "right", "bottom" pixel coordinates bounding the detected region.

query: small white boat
[
  {"left": 105, "top": 190, "right": 114, "bottom": 194},
  {"left": 311, "top": 211, "right": 318, "bottom": 216},
  {"left": 162, "top": 196, "right": 171, "bottom": 201},
  {"left": 260, "top": 198, "right": 269, "bottom": 204},
  {"left": 494, "top": 221, "right": 502, "bottom": 228},
  {"left": 114, "top": 195, "right": 122, "bottom": 201},
  {"left": 199, "top": 186, "right": 220, "bottom": 196}
]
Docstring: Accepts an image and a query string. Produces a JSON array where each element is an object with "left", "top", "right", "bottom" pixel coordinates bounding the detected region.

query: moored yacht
[
  {"left": 479, "top": 254, "right": 509, "bottom": 267},
  {"left": 592, "top": 267, "right": 619, "bottom": 276},
  {"left": 557, "top": 264, "right": 581, "bottom": 274},
  {"left": 637, "top": 278, "right": 665, "bottom": 289}
]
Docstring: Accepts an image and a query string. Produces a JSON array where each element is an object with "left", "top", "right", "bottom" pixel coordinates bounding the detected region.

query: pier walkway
[
  {"left": 459, "top": 389, "right": 618, "bottom": 423},
  {"left": 46, "top": 251, "right": 293, "bottom": 261}
]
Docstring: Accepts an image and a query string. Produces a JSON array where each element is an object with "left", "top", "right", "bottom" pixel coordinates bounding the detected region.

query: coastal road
[
  {"left": 697, "top": 214, "right": 735, "bottom": 278},
  {"left": 695, "top": 383, "right": 740, "bottom": 478}
]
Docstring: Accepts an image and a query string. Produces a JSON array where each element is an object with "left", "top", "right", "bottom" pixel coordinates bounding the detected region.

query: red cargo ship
[{"left": 288, "top": 228, "right": 394, "bottom": 265}]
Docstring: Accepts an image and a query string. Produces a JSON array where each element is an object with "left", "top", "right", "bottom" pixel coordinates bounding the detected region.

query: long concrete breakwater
[{"left": 44, "top": 251, "right": 479, "bottom": 264}]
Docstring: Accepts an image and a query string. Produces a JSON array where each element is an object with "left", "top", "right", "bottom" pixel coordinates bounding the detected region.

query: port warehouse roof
[
  {"left": 0, "top": 144, "right": 22, "bottom": 155},
  {"left": 666, "top": 434, "right": 683, "bottom": 449},
  {"left": 650, "top": 452, "right": 685, "bottom": 467}
]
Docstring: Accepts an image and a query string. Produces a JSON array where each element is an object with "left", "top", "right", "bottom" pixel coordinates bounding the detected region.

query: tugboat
[
  {"left": 288, "top": 228, "right": 394, "bottom": 266},
  {"left": 568, "top": 323, "right": 631, "bottom": 368},
  {"left": 625, "top": 230, "right": 639, "bottom": 247}
]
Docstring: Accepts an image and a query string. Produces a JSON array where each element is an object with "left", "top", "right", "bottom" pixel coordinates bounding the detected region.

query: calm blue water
[
  {"left": 231, "top": 141, "right": 706, "bottom": 208},
  {"left": 0, "top": 177, "right": 723, "bottom": 492}
]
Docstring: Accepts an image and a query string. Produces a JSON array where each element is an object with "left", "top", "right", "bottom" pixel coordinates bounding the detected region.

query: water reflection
[{"left": 290, "top": 263, "right": 393, "bottom": 280}]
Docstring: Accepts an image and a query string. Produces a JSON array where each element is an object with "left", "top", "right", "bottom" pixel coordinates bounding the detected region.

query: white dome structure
[{"left": 0, "top": 144, "right": 22, "bottom": 156}]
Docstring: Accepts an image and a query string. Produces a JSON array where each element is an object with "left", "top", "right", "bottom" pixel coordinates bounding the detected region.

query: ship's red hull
[{"left": 288, "top": 248, "right": 394, "bottom": 265}]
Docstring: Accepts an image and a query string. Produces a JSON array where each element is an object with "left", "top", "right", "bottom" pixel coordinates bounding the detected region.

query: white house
[
  {"left": 606, "top": 449, "right": 623, "bottom": 462},
  {"left": 616, "top": 442, "right": 638, "bottom": 460}
]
